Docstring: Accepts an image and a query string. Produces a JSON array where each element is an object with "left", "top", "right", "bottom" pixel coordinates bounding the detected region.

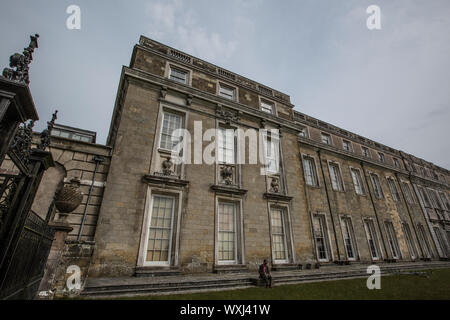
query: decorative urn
[{"left": 55, "top": 177, "right": 83, "bottom": 220}]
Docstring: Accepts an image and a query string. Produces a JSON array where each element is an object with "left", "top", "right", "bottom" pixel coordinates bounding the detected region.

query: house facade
[{"left": 82, "top": 36, "right": 449, "bottom": 279}]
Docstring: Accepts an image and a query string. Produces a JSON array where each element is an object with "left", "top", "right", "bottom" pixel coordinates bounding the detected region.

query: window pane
[
  {"left": 147, "top": 196, "right": 174, "bottom": 263},
  {"left": 160, "top": 112, "right": 182, "bottom": 150},
  {"left": 219, "top": 85, "right": 235, "bottom": 100},
  {"left": 218, "top": 203, "right": 236, "bottom": 261},
  {"left": 271, "top": 209, "right": 287, "bottom": 261},
  {"left": 169, "top": 68, "right": 188, "bottom": 84}
]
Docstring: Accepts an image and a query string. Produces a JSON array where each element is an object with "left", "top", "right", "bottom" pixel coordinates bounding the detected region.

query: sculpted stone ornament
[
  {"left": 220, "top": 165, "right": 233, "bottom": 185},
  {"left": 270, "top": 177, "right": 280, "bottom": 193},
  {"left": 37, "top": 110, "right": 58, "bottom": 151},
  {"left": 55, "top": 177, "right": 83, "bottom": 222},
  {"left": 2, "top": 34, "right": 39, "bottom": 85},
  {"left": 216, "top": 105, "right": 240, "bottom": 125},
  {"left": 162, "top": 157, "right": 174, "bottom": 176}
]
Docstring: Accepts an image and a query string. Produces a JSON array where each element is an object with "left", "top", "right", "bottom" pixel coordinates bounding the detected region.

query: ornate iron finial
[
  {"left": 2, "top": 34, "right": 39, "bottom": 85},
  {"left": 37, "top": 110, "right": 58, "bottom": 151},
  {"left": 9, "top": 120, "right": 35, "bottom": 166}
]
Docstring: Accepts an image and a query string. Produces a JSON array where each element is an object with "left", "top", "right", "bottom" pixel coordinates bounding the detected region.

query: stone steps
[{"left": 80, "top": 261, "right": 450, "bottom": 298}]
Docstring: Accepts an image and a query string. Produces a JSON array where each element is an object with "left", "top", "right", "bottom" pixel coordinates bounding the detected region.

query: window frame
[
  {"left": 369, "top": 173, "right": 384, "bottom": 199},
  {"left": 302, "top": 155, "right": 320, "bottom": 187},
  {"left": 361, "top": 146, "right": 371, "bottom": 158},
  {"left": 384, "top": 221, "right": 401, "bottom": 259},
  {"left": 350, "top": 167, "right": 365, "bottom": 195},
  {"left": 378, "top": 152, "right": 385, "bottom": 163},
  {"left": 342, "top": 140, "right": 353, "bottom": 152},
  {"left": 158, "top": 109, "right": 184, "bottom": 152},
  {"left": 312, "top": 213, "right": 332, "bottom": 262},
  {"left": 218, "top": 82, "right": 237, "bottom": 101},
  {"left": 260, "top": 98, "right": 275, "bottom": 115},
  {"left": 321, "top": 132, "right": 332, "bottom": 146},
  {"left": 386, "top": 177, "right": 400, "bottom": 202},
  {"left": 328, "top": 161, "right": 345, "bottom": 192},
  {"left": 340, "top": 215, "right": 359, "bottom": 261},
  {"left": 168, "top": 65, "right": 190, "bottom": 85},
  {"left": 363, "top": 218, "right": 381, "bottom": 260}
]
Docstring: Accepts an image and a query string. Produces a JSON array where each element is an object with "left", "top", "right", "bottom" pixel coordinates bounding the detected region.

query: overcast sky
[{"left": 1, "top": 0, "right": 449, "bottom": 169}]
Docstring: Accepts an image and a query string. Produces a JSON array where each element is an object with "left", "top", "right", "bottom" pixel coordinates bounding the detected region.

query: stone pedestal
[{"left": 37, "top": 221, "right": 73, "bottom": 299}]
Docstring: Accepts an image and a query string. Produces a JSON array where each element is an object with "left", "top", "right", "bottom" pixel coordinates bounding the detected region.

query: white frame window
[
  {"left": 264, "top": 134, "right": 280, "bottom": 174},
  {"left": 159, "top": 111, "right": 183, "bottom": 151},
  {"left": 370, "top": 173, "right": 384, "bottom": 199},
  {"left": 328, "top": 162, "right": 344, "bottom": 191},
  {"left": 387, "top": 177, "right": 400, "bottom": 202},
  {"left": 217, "top": 202, "right": 238, "bottom": 264},
  {"left": 361, "top": 146, "right": 370, "bottom": 158},
  {"left": 402, "top": 222, "right": 417, "bottom": 259},
  {"left": 364, "top": 219, "right": 380, "bottom": 260},
  {"left": 312, "top": 214, "right": 331, "bottom": 262},
  {"left": 385, "top": 221, "right": 401, "bottom": 259},
  {"left": 261, "top": 99, "right": 275, "bottom": 114},
  {"left": 219, "top": 83, "right": 236, "bottom": 101},
  {"left": 217, "top": 126, "right": 236, "bottom": 164},
  {"left": 169, "top": 66, "right": 189, "bottom": 84},
  {"left": 340, "top": 216, "right": 358, "bottom": 261},
  {"left": 350, "top": 168, "right": 365, "bottom": 195},
  {"left": 270, "top": 208, "right": 289, "bottom": 263},
  {"left": 343, "top": 140, "right": 353, "bottom": 152},
  {"left": 143, "top": 195, "right": 176, "bottom": 266},
  {"left": 321, "top": 132, "right": 332, "bottom": 145},
  {"left": 303, "top": 156, "right": 319, "bottom": 187}
]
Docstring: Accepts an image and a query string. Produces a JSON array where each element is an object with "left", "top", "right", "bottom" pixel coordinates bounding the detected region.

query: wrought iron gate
[{"left": 0, "top": 34, "right": 57, "bottom": 299}]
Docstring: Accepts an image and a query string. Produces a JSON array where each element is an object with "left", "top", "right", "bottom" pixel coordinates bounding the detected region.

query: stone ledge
[
  {"left": 142, "top": 174, "right": 189, "bottom": 188},
  {"left": 134, "top": 266, "right": 181, "bottom": 277},
  {"left": 263, "top": 193, "right": 293, "bottom": 202},
  {"left": 210, "top": 184, "right": 248, "bottom": 196}
]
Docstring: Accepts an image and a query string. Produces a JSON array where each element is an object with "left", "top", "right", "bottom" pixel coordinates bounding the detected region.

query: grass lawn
[{"left": 116, "top": 268, "right": 450, "bottom": 300}]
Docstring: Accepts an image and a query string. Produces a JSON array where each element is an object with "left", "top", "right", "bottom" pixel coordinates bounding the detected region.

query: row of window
[
  {"left": 144, "top": 194, "right": 292, "bottom": 265},
  {"left": 316, "top": 132, "right": 402, "bottom": 168},
  {"left": 302, "top": 155, "right": 423, "bottom": 204},
  {"left": 168, "top": 65, "right": 278, "bottom": 115},
  {"left": 313, "top": 213, "right": 432, "bottom": 262},
  {"left": 418, "top": 186, "right": 450, "bottom": 211},
  {"left": 144, "top": 194, "right": 433, "bottom": 266}
]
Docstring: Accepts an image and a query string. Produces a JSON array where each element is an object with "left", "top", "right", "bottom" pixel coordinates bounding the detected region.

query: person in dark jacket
[{"left": 258, "top": 259, "right": 273, "bottom": 288}]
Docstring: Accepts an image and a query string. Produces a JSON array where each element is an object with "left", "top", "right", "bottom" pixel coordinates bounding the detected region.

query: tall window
[
  {"left": 419, "top": 187, "right": 432, "bottom": 207},
  {"left": 402, "top": 223, "right": 417, "bottom": 259},
  {"left": 428, "top": 189, "right": 443, "bottom": 210},
  {"left": 385, "top": 221, "right": 401, "bottom": 259},
  {"left": 321, "top": 133, "right": 332, "bottom": 145},
  {"left": 417, "top": 224, "right": 431, "bottom": 258},
  {"left": 387, "top": 177, "right": 400, "bottom": 202},
  {"left": 364, "top": 219, "right": 380, "bottom": 260},
  {"left": 160, "top": 111, "right": 182, "bottom": 151},
  {"left": 217, "top": 127, "right": 235, "bottom": 164},
  {"left": 329, "top": 163, "right": 344, "bottom": 191},
  {"left": 219, "top": 83, "right": 236, "bottom": 100},
  {"left": 169, "top": 66, "right": 188, "bottom": 84},
  {"left": 303, "top": 156, "right": 318, "bottom": 187},
  {"left": 313, "top": 214, "right": 330, "bottom": 261},
  {"left": 361, "top": 146, "right": 370, "bottom": 158},
  {"left": 146, "top": 195, "right": 175, "bottom": 265},
  {"left": 378, "top": 152, "right": 385, "bottom": 163},
  {"left": 270, "top": 209, "right": 288, "bottom": 262},
  {"left": 393, "top": 158, "right": 400, "bottom": 168},
  {"left": 370, "top": 174, "right": 384, "bottom": 199},
  {"left": 439, "top": 192, "right": 449, "bottom": 211},
  {"left": 402, "top": 182, "right": 414, "bottom": 204},
  {"left": 433, "top": 227, "right": 448, "bottom": 256},
  {"left": 218, "top": 202, "right": 237, "bottom": 263},
  {"left": 264, "top": 136, "right": 279, "bottom": 174},
  {"left": 350, "top": 168, "right": 365, "bottom": 195},
  {"left": 261, "top": 100, "right": 274, "bottom": 114},
  {"left": 343, "top": 140, "right": 352, "bottom": 152},
  {"left": 340, "top": 217, "right": 357, "bottom": 260}
]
